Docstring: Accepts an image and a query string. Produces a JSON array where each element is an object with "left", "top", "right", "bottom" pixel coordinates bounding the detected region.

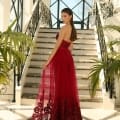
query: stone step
[
  {"left": 27, "top": 67, "right": 91, "bottom": 75},
  {"left": 24, "top": 82, "right": 93, "bottom": 88},
  {"left": 37, "top": 33, "right": 95, "bottom": 40},
  {"left": 23, "top": 83, "right": 101, "bottom": 91},
  {"left": 26, "top": 73, "right": 90, "bottom": 83},
  {"left": 26, "top": 72, "right": 90, "bottom": 79},
  {"left": 30, "top": 60, "right": 96, "bottom": 69},
  {"left": 30, "top": 54, "right": 97, "bottom": 62},
  {"left": 28, "top": 64, "right": 93, "bottom": 70},
  {"left": 80, "top": 102, "right": 103, "bottom": 109},
  {"left": 35, "top": 38, "right": 96, "bottom": 44},
  {"left": 22, "top": 92, "right": 102, "bottom": 102},
  {"left": 21, "top": 98, "right": 103, "bottom": 108},
  {"left": 26, "top": 70, "right": 91, "bottom": 79},
  {"left": 25, "top": 72, "right": 90, "bottom": 80},
  {"left": 34, "top": 43, "right": 97, "bottom": 50},
  {"left": 22, "top": 85, "right": 101, "bottom": 96},
  {"left": 29, "top": 62, "right": 94, "bottom": 71},
  {"left": 24, "top": 76, "right": 90, "bottom": 85},
  {"left": 32, "top": 48, "right": 97, "bottom": 56},
  {"left": 39, "top": 28, "right": 94, "bottom": 34}
]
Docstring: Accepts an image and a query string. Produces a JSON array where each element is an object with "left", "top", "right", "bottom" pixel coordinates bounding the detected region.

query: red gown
[{"left": 31, "top": 34, "right": 82, "bottom": 120}]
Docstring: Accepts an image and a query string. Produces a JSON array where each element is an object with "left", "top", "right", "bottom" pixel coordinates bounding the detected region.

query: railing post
[
  {"left": 57, "top": 0, "right": 60, "bottom": 28},
  {"left": 17, "top": 66, "right": 21, "bottom": 86},
  {"left": 21, "top": 0, "right": 23, "bottom": 31},
  {"left": 81, "top": 0, "right": 85, "bottom": 29},
  {"left": 87, "top": 12, "right": 90, "bottom": 29},
  {"left": 11, "top": 0, "right": 23, "bottom": 32},
  {"left": 12, "top": 66, "right": 16, "bottom": 102},
  {"left": 17, "top": 0, "right": 19, "bottom": 32}
]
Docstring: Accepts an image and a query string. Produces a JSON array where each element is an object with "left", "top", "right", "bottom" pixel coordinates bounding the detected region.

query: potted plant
[{"left": 88, "top": 25, "right": 120, "bottom": 98}]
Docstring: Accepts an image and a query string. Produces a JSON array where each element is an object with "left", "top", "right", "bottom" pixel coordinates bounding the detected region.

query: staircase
[{"left": 21, "top": 28, "right": 103, "bottom": 108}]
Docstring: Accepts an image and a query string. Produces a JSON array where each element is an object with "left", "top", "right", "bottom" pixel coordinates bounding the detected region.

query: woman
[{"left": 31, "top": 8, "right": 82, "bottom": 120}]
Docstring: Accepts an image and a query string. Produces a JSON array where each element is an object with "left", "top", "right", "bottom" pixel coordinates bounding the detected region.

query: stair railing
[
  {"left": 95, "top": 0, "right": 115, "bottom": 98},
  {"left": 12, "top": 0, "right": 40, "bottom": 102}
]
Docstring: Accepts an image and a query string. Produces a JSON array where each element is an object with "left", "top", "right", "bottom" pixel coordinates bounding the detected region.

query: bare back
[{"left": 62, "top": 24, "right": 72, "bottom": 43}]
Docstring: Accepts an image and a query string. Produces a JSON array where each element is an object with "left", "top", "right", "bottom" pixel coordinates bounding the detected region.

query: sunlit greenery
[{"left": 0, "top": 19, "right": 33, "bottom": 89}]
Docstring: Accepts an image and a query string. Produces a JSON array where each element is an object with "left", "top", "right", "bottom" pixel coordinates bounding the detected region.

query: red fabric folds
[{"left": 32, "top": 40, "right": 82, "bottom": 120}]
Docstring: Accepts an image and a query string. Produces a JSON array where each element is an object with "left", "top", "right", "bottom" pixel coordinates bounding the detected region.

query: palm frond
[
  {"left": 104, "top": 25, "right": 120, "bottom": 32},
  {"left": 108, "top": 40, "right": 120, "bottom": 48},
  {"left": 0, "top": 61, "right": 10, "bottom": 72},
  {"left": 88, "top": 59, "right": 107, "bottom": 97},
  {"left": 0, "top": 19, "right": 33, "bottom": 89},
  {"left": 7, "top": 19, "right": 17, "bottom": 32}
]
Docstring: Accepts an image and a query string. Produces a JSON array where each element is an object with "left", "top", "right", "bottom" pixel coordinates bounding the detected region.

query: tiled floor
[{"left": 0, "top": 101, "right": 120, "bottom": 120}]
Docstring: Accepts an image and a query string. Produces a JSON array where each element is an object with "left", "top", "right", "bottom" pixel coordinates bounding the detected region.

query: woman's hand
[
  {"left": 42, "top": 61, "right": 49, "bottom": 70},
  {"left": 68, "top": 43, "right": 73, "bottom": 51}
]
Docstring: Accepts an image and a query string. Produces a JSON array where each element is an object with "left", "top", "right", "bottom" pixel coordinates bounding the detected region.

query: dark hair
[{"left": 61, "top": 8, "right": 77, "bottom": 41}]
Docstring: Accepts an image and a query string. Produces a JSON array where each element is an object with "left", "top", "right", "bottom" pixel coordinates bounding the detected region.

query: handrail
[
  {"left": 95, "top": 0, "right": 114, "bottom": 98},
  {"left": 24, "top": 0, "right": 40, "bottom": 36}
]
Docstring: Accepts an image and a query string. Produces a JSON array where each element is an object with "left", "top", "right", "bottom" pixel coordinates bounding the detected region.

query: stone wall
[
  {"left": 0, "top": 0, "right": 11, "bottom": 31},
  {"left": 112, "top": 0, "right": 120, "bottom": 10}
]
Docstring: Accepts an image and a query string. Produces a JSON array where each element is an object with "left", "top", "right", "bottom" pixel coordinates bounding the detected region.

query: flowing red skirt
[{"left": 32, "top": 40, "right": 82, "bottom": 120}]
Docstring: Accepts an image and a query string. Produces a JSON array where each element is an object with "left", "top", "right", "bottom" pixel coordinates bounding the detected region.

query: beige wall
[
  {"left": 0, "top": 0, "right": 11, "bottom": 31},
  {"left": 0, "top": 0, "right": 34, "bottom": 32},
  {"left": 112, "top": 0, "right": 120, "bottom": 9}
]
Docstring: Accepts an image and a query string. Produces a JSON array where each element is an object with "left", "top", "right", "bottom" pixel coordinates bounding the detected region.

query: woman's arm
[{"left": 43, "top": 27, "right": 66, "bottom": 69}]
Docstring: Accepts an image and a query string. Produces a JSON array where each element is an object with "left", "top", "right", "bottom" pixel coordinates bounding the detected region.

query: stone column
[{"left": 0, "top": 0, "right": 11, "bottom": 31}]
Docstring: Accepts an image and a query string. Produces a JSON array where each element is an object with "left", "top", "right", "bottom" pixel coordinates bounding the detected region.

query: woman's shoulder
[
  {"left": 61, "top": 25, "right": 67, "bottom": 30},
  {"left": 62, "top": 24, "right": 71, "bottom": 29},
  {"left": 60, "top": 25, "right": 71, "bottom": 32},
  {"left": 59, "top": 25, "right": 67, "bottom": 34}
]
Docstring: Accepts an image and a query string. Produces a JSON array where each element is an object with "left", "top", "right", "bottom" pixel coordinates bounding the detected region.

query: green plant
[
  {"left": 88, "top": 25, "right": 120, "bottom": 98},
  {"left": 0, "top": 20, "right": 33, "bottom": 92}
]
